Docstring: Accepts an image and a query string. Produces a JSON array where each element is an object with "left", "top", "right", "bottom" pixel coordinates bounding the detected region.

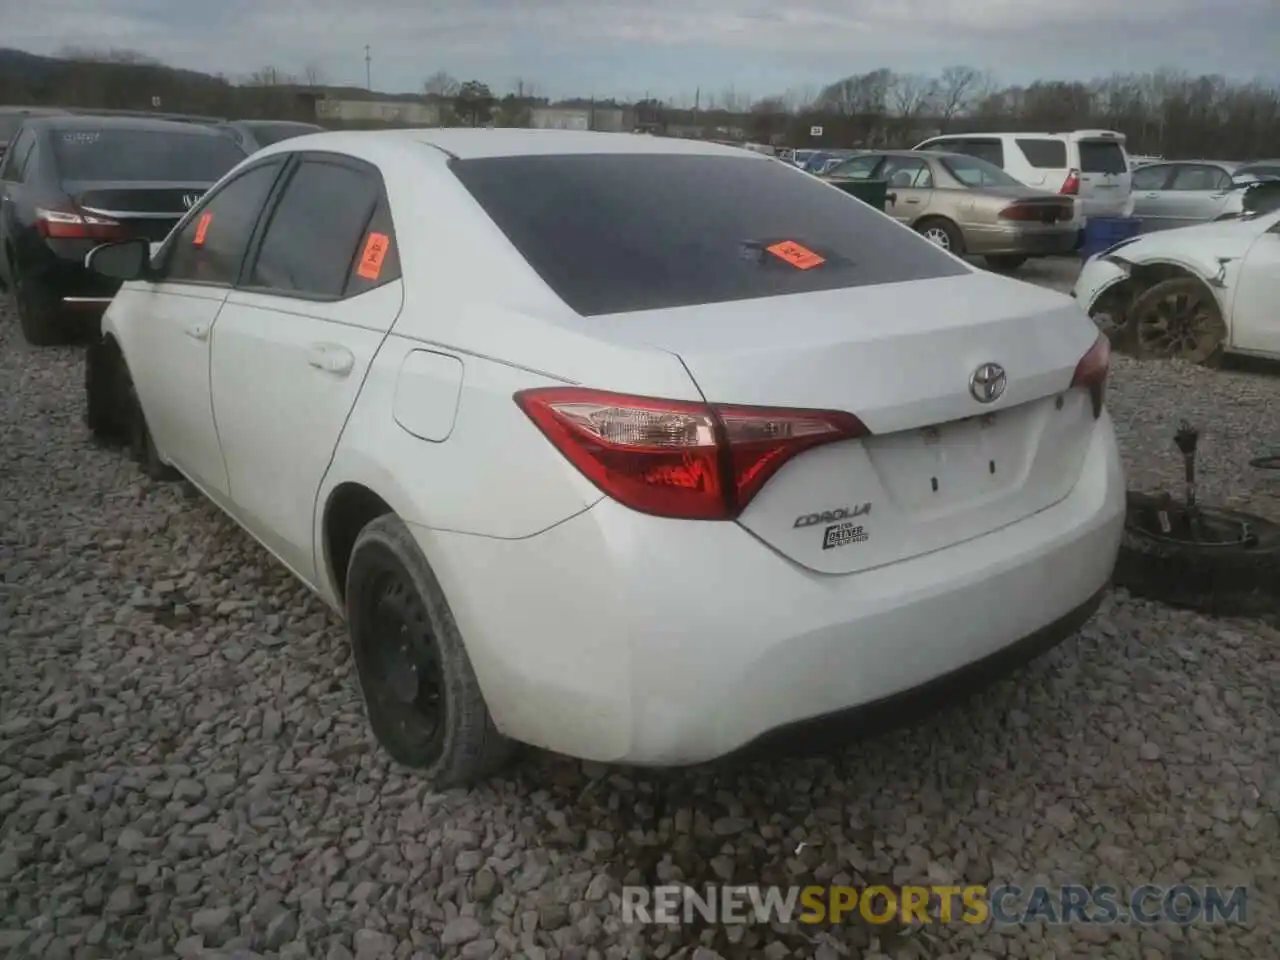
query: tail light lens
[
  {"left": 35, "top": 205, "right": 123, "bottom": 241},
  {"left": 998, "top": 201, "right": 1073, "bottom": 223},
  {"left": 1070, "top": 332, "right": 1111, "bottom": 418},
  {"left": 514, "top": 387, "right": 869, "bottom": 520},
  {"left": 1060, "top": 169, "right": 1081, "bottom": 195}
]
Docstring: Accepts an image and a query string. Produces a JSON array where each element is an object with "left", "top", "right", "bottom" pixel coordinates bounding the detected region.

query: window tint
[
  {"left": 917, "top": 139, "right": 957, "bottom": 153},
  {"left": 0, "top": 115, "right": 26, "bottom": 141},
  {"left": 940, "top": 154, "right": 1021, "bottom": 188},
  {"left": 164, "top": 161, "right": 282, "bottom": 286},
  {"left": 1016, "top": 138, "right": 1067, "bottom": 169},
  {"left": 51, "top": 128, "right": 247, "bottom": 182},
  {"left": 827, "top": 154, "right": 882, "bottom": 180},
  {"left": 451, "top": 153, "right": 969, "bottom": 317},
  {"left": 951, "top": 139, "right": 1004, "bottom": 167},
  {"left": 1077, "top": 140, "right": 1127, "bottom": 175},
  {"left": 248, "top": 158, "right": 380, "bottom": 298},
  {"left": 1170, "top": 165, "right": 1230, "bottom": 192},
  {"left": 344, "top": 198, "right": 402, "bottom": 297},
  {"left": 881, "top": 157, "right": 933, "bottom": 189},
  {"left": 1131, "top": 164, "right": 1172, "bottom": 191},
  {"left": 1238, "top": 164, "right": 1280, "bottom": 181}
]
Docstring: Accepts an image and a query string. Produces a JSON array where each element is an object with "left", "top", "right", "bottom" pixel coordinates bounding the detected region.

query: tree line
[{"left": 2, "top": 48, "right": 1277, "bottom": 159}]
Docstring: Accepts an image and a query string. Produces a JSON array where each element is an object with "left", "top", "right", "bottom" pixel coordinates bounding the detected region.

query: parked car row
[
  {"left": 0, "top": 109, "right": 323, "bottom": 344},
  {"left": 69, "top": 128, "right": 1125, "bottom": 784}
]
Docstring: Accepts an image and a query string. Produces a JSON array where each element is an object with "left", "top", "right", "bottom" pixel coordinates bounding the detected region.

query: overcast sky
[{"left": 4, "top": 0, "right": 1279, "bottom": 101}]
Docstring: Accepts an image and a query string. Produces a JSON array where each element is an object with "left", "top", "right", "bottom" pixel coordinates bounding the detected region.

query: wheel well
[
  {"left": 323, "top": 483, "right": 394, "bottom": 606},
  {"left": 1092, "top": 262, "right": 1211, "bottom": 324}
]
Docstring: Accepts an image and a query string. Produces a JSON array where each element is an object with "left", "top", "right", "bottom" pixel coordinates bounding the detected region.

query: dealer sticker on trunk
[{"left": 823, "top": 522, "right": 869, "bottom": 550}]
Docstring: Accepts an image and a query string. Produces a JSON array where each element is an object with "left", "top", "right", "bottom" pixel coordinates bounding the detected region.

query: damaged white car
[{"left": 1072, "top": 197, "right": 1280, "bottom": 364}]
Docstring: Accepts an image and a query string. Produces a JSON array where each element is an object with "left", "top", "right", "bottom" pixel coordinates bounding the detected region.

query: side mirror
[{"left": 85, "top": 238, "right": 151, "bottom": 281}]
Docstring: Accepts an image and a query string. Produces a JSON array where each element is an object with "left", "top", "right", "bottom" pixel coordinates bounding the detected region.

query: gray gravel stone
[{"left": 1, "top": 286, "right": 1278, "bottom": 960}]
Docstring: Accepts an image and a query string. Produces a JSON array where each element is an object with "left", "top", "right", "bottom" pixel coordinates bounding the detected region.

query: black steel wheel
[
  {"left": 1113, "top": 491, "right": 1280, "bottom": 618},
  {"left": 1131, "top": 277, "right": 1226, "bottom": 365},
  {"left": 346, "top": 514, "right": 514, "bottom": 785}
]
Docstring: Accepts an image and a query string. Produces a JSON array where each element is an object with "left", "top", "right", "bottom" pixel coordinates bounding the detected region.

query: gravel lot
[{"left": 1, "top": 272, "right": 1278, "bottom": 960}]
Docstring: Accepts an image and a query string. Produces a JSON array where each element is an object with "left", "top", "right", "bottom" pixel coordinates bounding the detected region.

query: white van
[{"left": 912, "top": 130, "right": 1133, "bottom": 219}]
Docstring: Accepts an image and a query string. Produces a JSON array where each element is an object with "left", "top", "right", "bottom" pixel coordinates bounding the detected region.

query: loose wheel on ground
[
  {"left": 1112, "top": 491, "right": 1280, "bottom": 619},
  {"left": 915, "top": 218, "right": 965, "bottom": 255},
  {"left": 346, "top": 513, "right": 515, "bottom": 787},
  {"left": 1131, "top": 277, "right": 1226, "bottom": 365}
]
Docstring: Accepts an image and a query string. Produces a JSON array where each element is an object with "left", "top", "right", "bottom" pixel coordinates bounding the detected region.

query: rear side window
[
  {"left": 247, "top": 157, "right": 385, "bottom": 298},
  {"left": 1, "top": 129, "right": 34, "bottom": 181},
  {"left": 51, "top": 128, "right": 247, "bottom": 182},
  {"left": 1131, "top": 164, "right": 1173, "bottom": 191},
  {"left": 955, "top": 139, "right": 1004, "bottom": 167},
  {"left": 1077, "top": 140, "right": 1127, "bottom": 175},
  {"left": 917, "top": 139, "right": 958, "bottom": 152},
  {"left": 1016, "top": 138, "right": 1067, "bottom": 169},
  {"left": 451, "top": 153, "right": 969, "bottom": 317},
  {"left": 164, "top": 161, "right": 283, "bottom": 286},
  {"left": 1170, "top": 165, "right": 1231, "bottom": 192}
]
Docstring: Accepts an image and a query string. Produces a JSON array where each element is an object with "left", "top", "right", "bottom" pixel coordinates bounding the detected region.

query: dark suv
[{"left": 0, "top": 114, "right": 247, "bottom": 344}]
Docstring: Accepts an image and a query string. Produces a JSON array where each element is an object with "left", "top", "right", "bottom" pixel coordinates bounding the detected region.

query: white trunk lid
[{"left": 589, "top": 271, "right": 1102, "bottom": 574}]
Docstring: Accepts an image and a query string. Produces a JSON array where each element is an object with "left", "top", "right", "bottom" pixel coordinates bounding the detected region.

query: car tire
[
  {"left": 1113, "top": 491, "right": 1280, "bottom": 619},
  {"left": 1130, "top": 276, "right": 1226, "bottom": 365},
  {"left": 985, "top": 255, "right": 1027, "bottom": 273},
  {"left": 84, "top": 338, "right": 130, "bottom": 445},
  {"left": 12, "top": 268, "right": 68, "bottom": 347},
  {"left": 122, "top": 370, "right": 180, "bottom": 481},
  {"left": 915, "top": 218, "right": 965, "bottom": 255},
  {"left": 346, "top": 513, "right": 515, "bottom": 787}
]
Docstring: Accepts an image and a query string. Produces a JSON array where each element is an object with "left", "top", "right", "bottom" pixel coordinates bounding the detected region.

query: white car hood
[{"left": 1118, "top": 215, "right": 1276, "bottom": 262}]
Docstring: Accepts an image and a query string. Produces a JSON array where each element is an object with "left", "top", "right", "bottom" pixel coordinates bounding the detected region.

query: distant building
[
  {"left": 315, "top": 98, "right": 441, "bottom": 126},
  {"left": 530, "top": 106, "right": 632, "bottom": 133}
]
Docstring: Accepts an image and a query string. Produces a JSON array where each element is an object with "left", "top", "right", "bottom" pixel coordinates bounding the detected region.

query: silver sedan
[{"left": 1129, "top": 160, "right": 1243, "bottom": 230}]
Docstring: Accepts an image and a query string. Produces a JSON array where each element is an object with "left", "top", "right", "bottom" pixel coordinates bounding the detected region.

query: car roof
[
  {"left": 257, "top": 128, "right": 766, "bottom": 162},
  {"left": 23, "top": 114, "right": 233, "bottom": 136}
]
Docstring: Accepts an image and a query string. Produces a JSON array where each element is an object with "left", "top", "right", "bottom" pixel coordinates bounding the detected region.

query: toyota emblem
[{"left": 969, "top": 363, "right": 1007, "bottom": 403}]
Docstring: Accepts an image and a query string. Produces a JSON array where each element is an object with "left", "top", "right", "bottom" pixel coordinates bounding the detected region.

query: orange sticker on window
[
  {"left": 193, "top": 212, "right": 212, "bottom": 247},
  {"left": 356, "top": 232, "right": 391, "bottom": 280},
  {"left": 766, "top": 240, "right": 825, "bottom": 270}
]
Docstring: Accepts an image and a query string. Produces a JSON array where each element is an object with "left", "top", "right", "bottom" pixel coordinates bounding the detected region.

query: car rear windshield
[
  {"left": 940, "top": 154, "right": 1022, "bottom": 188},
  {"left": 1077, "top": 139, "right": 1128, "bottom": 175},
  {"left": 1016, "top": 138, "right": 1067, "bottom": 169},
  {"left": 450, "top": 153, "right": 969, "bottom": 316},
  {"left": 248, "top": 122, "right": 321, "bottom": 147},
  {"left": 51, "top": 128, "right": 247, "bottom": 182}
]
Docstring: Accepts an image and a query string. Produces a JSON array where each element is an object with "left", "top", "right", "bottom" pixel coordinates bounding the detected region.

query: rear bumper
[
  {"left": 420, "top": 413, "right": 1126, "bottom": 765},
  {"left": 965, "top": 224, "right": 1080, "bottom": 257}
]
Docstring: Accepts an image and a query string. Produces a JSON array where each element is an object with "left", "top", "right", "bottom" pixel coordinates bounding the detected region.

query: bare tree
[
  {"left": 302, "top": 63, "right": 324, "bottom": 87},
  {"left": 935, "top": 64, "right": 982, "bottom": 130},
  {"left": 423, "top": 70, "right": 460, "bottom": 98}
]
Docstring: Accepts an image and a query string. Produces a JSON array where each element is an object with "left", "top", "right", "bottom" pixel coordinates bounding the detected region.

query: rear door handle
[
  {"left": 184, "top": 321, "right": 210, "bottom": 341},
  {"left": 307, "top": 343, "right": 354, "bottom": 376}
]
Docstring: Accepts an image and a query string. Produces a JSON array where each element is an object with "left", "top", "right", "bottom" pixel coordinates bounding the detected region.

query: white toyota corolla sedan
[{"left": 81, "top": 129, "right": 1125, "bottom": 785}]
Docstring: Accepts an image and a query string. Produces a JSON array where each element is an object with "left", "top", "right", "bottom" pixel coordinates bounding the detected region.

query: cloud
[{"left": 3, "top": 0, "right": 1277, "bottom": 98}]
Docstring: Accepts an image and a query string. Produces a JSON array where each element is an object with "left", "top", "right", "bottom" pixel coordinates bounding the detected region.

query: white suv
[{"left": 913, "top": 130, "right": 1133, "bottom": 220}]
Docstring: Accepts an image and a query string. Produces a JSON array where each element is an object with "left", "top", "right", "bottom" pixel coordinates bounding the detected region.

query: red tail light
[
  {"left": 1070, "top": 332, "right": 1110, "bottom": 418},
  {"left": 514, "top": 387, "right": 869, "bottom": 520},
  {"left": 1060, "top": 169, "right": 1081, "bottom": 195},
  {"left": 35, "top": 205, "right": 124, "bottom": 241}
]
